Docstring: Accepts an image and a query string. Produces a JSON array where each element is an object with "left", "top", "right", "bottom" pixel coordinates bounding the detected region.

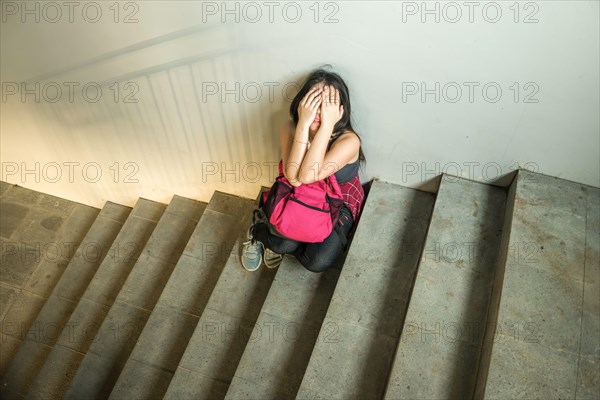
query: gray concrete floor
[
  {"left": 1, "top": 173, "right": 598, "bottom": 400},
  {"left": 1, "top": 182, "right": 100, "bottom": 379}
]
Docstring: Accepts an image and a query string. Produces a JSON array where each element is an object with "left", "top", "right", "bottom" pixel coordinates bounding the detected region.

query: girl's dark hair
[{"left": 289, "top": 66, "right": 366, "bottom": 168}]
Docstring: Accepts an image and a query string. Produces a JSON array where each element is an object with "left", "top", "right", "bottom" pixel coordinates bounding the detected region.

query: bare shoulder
[
  {"left": 331, "top": 130, "right": 360, "bottom": 149},
  {"left": 336, "top": 130, "right": 360, "bottom": 142},
  {"left": 328, "top": 130, "right": 360, "bottom": 163}
]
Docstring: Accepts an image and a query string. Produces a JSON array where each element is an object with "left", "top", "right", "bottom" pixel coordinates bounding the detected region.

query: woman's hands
[
  {"left": 319, "top": 85, "right": 344, "bottom": 129},
  {"left": 297, "top": 85, "right": 344, "bottom": 131},
  {"left": 297, "top": 87, "right": 322, "bottom": 130},
  {"left": 291, "top": 85, "right": 351, "bottom": 184}
]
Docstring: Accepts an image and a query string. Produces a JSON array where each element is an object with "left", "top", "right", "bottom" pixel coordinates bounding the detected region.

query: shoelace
[
  {"left": 243, "top": 239, "right": 263, "bottom": 255},
  {"left": 244, "top": 224, "right": 257, "bottom": 245}
]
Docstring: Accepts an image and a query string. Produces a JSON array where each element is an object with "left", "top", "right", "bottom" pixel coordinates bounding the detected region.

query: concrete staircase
[{"left": 0, "top": 170, "right": 598, "bottom": 399}]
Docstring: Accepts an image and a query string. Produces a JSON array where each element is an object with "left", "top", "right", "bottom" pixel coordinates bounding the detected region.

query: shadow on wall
[{"left": 3, "top": 20, "right": 344, "bottom": 207}]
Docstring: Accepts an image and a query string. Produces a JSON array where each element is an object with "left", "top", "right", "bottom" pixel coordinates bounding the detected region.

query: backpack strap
[{"left": 325, "top": 165, "right": 345, "bottom": 200}]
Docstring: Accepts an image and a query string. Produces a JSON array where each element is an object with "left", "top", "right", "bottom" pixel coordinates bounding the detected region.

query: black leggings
[{"left": 252, "top": 205, "right": 353, "bottom": 273}]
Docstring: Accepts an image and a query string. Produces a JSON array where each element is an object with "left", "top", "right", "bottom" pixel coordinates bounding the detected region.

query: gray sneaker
[
  {"left": 264, "top": 248, "right": 283, "bottom": 269},
  {"left": 241, "top": 225, "right": 264, "bottom": 271}
]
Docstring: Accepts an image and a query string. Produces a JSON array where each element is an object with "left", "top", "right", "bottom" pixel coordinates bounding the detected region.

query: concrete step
[
  {"left": 384, "top": 174, "right": 507, "bottom": 399},
  {"left": 63, "top": 195, "right": 207, "bottom": 400},
  {"left": 224, "top": 185, "right": 364, "bottom": 399},
  {"left": 25, "top": 198, "right": 167, "bottom": 400},
  {"left": 0, "top": 187, "right": 100, "bottom": 375},
  {"left": 481, "top": 171, "right": 599, "bottom": 399},
  {"left": 0, "top": 201, "right": 131, "bottom": 399},
  {"left": 296, "top": 179, "right": 436, "bottom": 399},
  {"left": 224, "top": 256, "right": 341, "bottom": 399},
  {"left": 108, "top": 191, "right": 258, "bottom": 400},
  {"left": 162, "top": 204, "right": 278, "bottom": 399},
  {"left": 3, "top": 173, "right": 594, "bottom": 399}
]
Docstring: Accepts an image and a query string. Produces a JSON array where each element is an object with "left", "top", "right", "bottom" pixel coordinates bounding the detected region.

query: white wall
[{"left": 1, "top": 1, "right": 598, "bottom": 208}]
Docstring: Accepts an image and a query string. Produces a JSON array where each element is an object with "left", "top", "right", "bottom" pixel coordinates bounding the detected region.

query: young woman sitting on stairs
[{"left": 242, "top": 68, "right": 366, "bottom": 273}]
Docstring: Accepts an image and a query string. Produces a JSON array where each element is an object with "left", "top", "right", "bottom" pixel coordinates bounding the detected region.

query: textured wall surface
[{"left": 1, "top": 1, "right": 598, "bottom": 207}]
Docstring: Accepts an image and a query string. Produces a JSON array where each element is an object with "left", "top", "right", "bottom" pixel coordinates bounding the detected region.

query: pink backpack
[{"left": 254, "top": 159, "right": 346, "bottom": 244}]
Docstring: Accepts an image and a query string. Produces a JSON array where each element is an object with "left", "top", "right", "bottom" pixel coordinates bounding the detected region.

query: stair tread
[
  {"left": 483, "top": 170, "right": 599, "bottom": 399},
  {"left": 18, "top": 203, "right": 99, "bottom": 299},
  {"left": 384, "top": 174, "right": 507, "bottom": 400},
  {"left": 53, "top": 215, "right": 132, "bottom": 301},
  {"left": 64, "top": 196, "right": 206, "bottom": 400},
  {"left": 225, "top": 253, "right": 341, "bottom": 398},
  {"left": 0, "top": 201, "right": 131, "bottom": 398},
  {"left": 296, "top": 179, "right": 435, "bottom": 400},
  {"left": 2, "top": 172, "right": 595, "bottom": 400},
  {"left": 24, "top": 198, "right": 166, "bottom": 400},
  {"left": 109, "top": 192, "right": 256, "bottom": 400},
  {"left": 163, "top": 193, "right": 282, "bottom": 398},
  {"left": 0, "top": 190, "right": 100, "bottom": 335}
]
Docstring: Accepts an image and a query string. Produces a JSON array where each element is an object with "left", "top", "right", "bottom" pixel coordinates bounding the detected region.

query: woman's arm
[
  {"left": 298, "top": 130, "right": 360, "bottom": 184},
  {"left": 281, "top": 87, "right": 322, "bottom": 186},
  {"left": 298, "top": 86, "right": 360, "bottom": 183},
  {"left": 280, "top": 120, "right": 308, "bottom": 187}
]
